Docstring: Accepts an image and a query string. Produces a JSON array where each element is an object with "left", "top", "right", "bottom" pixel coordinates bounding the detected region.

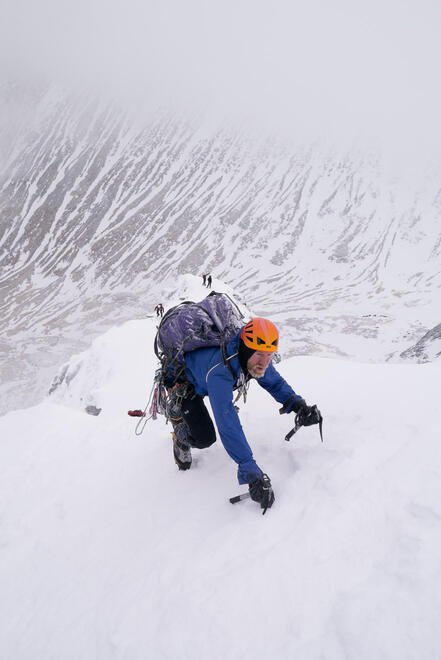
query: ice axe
[
  {"left": 229, "top": 492, "right": 251, "bottom": 504},
  {"left": 284, "top": 404, "right": 323, "bottom": 442},
  {"left": 230, "top": 406, "right": 323, "bottom": 506}
]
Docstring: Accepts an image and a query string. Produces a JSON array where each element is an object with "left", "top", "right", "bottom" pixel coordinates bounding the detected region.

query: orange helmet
[{"left": 240, "top": 318, "right": 279, "bottom": 352}]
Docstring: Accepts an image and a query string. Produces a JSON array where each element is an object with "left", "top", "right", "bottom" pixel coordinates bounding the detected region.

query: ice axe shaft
[
  {"left": 285, "top": 406, "right": 324, "bottom": 442},
  {"left": 229, "top": 492, "right": 251, "bottom": 504},
  {"left": 285, "top": 421, "right": 301, "bottom": 441}
]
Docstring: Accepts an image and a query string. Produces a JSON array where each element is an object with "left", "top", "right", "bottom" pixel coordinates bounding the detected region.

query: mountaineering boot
[
  {"left": 167, "top": 383, "right": 192, "bottom": 470},
  {"left": 172, "top": 432, "right": 192, "bottom": 470}
]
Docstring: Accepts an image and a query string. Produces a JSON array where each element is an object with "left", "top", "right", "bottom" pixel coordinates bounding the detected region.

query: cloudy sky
[{"left": 1, "top": 0, "right": 441, "bottom": 147}]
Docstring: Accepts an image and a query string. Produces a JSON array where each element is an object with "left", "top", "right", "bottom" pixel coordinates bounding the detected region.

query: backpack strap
[
  {"left": 220, "top": 333, "right": 236, "bottom": 377},
  {"left": 205, "top": 351, "right": 239, "bottom": 383}
]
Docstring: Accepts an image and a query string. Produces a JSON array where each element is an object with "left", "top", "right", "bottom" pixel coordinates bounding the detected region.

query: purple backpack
[{"left": 154, "top": 292, "right": 244, "bottom": 377}]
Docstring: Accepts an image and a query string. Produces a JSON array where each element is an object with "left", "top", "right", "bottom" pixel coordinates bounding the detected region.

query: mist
[{"left": 2, "top": 0, "right": 441, "bottom": 154}]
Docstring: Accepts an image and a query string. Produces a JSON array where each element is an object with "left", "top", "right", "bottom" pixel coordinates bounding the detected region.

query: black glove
[
  {"left": 280, "top": 397, "right": 321, "bottom": 426},
  {"left": 279, "top": 396, "right": 306, "bottom": 414},
  {"left": 247, "top": 473, "right": 275, "bottom": 515},
  {"left": 296, "top": 403, "right": 322, "bottom": 427}
]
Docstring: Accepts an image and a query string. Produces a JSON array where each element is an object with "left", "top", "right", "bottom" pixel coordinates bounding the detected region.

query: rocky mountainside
[
  {"left": 400, "top": 322, "right": 441, "bottom": 362},
  {"left": 1, "top": 84, "right": 440, "bottom": 413}
]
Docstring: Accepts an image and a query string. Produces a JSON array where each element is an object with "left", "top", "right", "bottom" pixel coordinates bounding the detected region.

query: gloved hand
[
  {"left": 247, "top": 473, "right": 275, "bottom": 514},
  {"left": 279, "top": 396, "right": 306, "bottom": 414},
  {"left": 280, "top": 397, "right": 321, "bottom": 426},
  {"left": 296, "top": 403, "right": 322, "bottom": 426}
]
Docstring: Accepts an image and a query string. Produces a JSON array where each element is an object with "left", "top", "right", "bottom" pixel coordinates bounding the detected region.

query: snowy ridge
[
  {"left": 1, "top": 282, "right": 440, "bottom": 658},
  {"left": 1, "top": 85, "right": 441, "bottom": 414},
  {"left": 47, "top": 275, "right": 252, "bottom": 414}
]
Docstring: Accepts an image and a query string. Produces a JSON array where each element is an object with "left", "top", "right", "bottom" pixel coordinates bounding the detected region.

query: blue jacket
[{"left": 184, "top": 331, "right": 302, "bottom": 484}]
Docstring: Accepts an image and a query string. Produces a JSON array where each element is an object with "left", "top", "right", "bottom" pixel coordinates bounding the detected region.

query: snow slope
[
  {"left": 2, "top": 84, "right": 441, "bottom": 415},
  {"left": 1, "top": 285, "right": 440, "bottom": 659}
]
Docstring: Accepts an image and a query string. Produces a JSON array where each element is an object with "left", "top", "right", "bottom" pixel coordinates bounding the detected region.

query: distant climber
[
  {"left": 155, "top": 304, "right": 164, "bottom": 318},
  {"left": 206, "top": 274, "right": 212, "bottom": 289}
]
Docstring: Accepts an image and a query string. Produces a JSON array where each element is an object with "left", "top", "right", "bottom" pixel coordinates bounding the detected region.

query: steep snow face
[
  {"left": 1, "top": 312, "right": 440, "bottom": 660},
  {"left": 1, "top": 85, "right": 441, "bottom": 413}
]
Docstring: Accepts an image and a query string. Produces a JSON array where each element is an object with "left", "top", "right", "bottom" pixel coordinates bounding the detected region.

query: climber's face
[{"left": 247, "top": 351, "right": 272, "bottom": 379}]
